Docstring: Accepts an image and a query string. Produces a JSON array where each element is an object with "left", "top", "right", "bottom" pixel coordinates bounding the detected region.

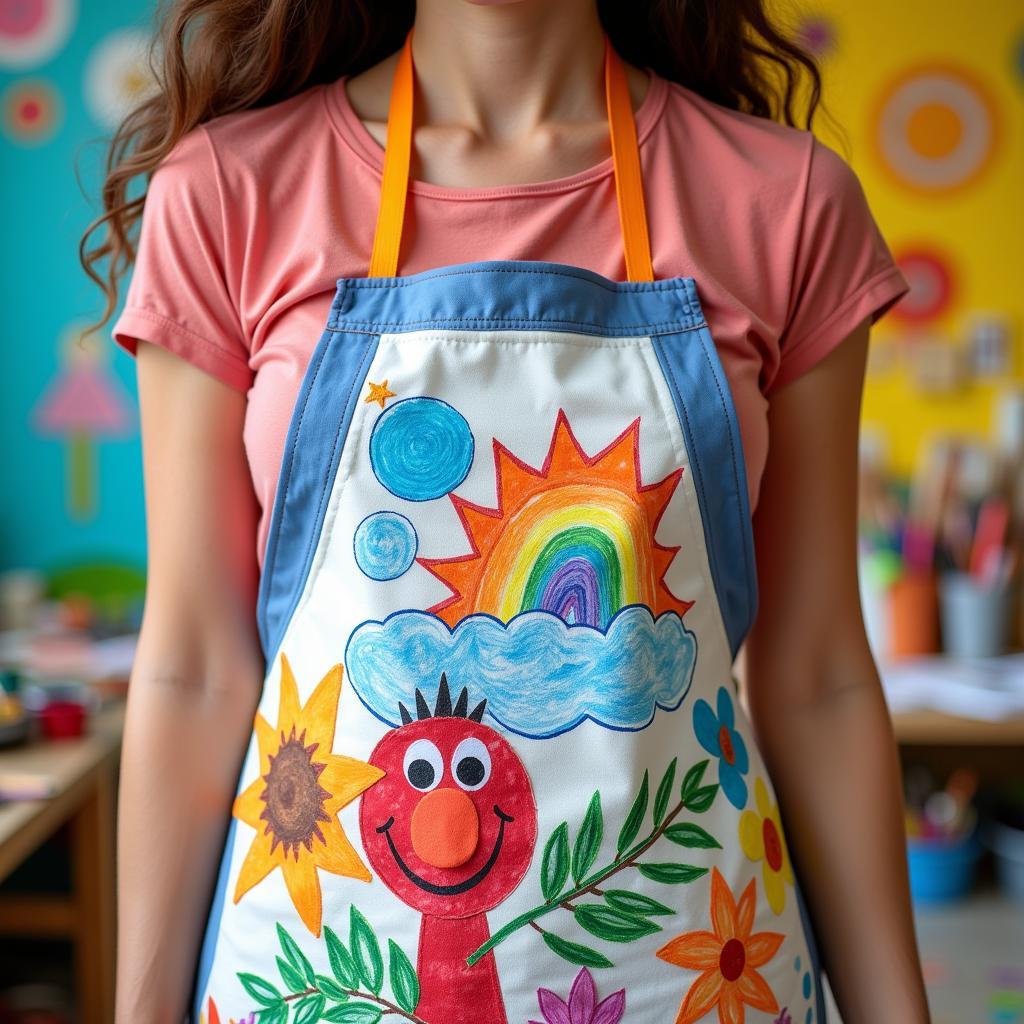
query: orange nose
[{"left": 410, "top": 787, "right": 480, "bottom": 868}]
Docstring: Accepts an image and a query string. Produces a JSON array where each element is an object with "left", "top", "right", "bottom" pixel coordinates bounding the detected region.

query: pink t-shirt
[{"left": 112, "top": 68, "right": 908, "bottom": 569}]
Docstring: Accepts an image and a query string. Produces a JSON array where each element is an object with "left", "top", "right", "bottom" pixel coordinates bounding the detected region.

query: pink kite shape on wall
[{"left": 34, "top": 325, "right": 135, "bottom": 520}]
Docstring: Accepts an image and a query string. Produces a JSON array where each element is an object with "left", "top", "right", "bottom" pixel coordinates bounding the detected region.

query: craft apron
[{"left": 191, "top": 30, "right": 828, "bottom": 1024}]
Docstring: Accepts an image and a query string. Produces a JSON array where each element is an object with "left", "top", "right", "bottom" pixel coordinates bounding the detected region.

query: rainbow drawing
[{"left": 420, "top": 410, "right": 693, "bottom": 628}]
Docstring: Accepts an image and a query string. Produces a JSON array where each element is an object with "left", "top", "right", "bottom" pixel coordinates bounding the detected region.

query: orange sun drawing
[
  {"left": 419, "top": 410, "right": 692, "bottom": 629},
  {"left": 232, "top": 655, "right": 385, "bottom": 936}
]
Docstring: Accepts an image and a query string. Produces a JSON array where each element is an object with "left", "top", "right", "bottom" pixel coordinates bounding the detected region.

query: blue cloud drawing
[{"left": 344, "top": 605, "right": 697, "bottom": 739}]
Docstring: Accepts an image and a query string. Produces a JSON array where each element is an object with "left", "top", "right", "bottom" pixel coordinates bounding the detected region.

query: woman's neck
[{"left": 411, "top": 0, "right": 608, "bottom": 138}]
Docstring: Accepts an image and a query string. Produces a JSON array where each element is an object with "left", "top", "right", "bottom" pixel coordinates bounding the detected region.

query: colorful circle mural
[
  {"left": 354, "top": 511, "right": 419, "bottom": 581},
  {"left": 2, "top": 77, "right": 60, "bottom": 143},
  {"left": 84, "top": 27, "right": 158, "bottom": 130},
  {"left": 370, "top": 397, "right": 474, "bottom": 502},
  {"left": 890, "top": 245, "right": 956, "bottom": 325},
  {"left": 0, "top": 0, "right": 74, "bottom": 69},
  {"left": 874, "top": 63, "right": 999, "bottom": 194}
]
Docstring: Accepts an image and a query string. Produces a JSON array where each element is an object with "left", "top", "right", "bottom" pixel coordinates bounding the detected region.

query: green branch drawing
[
  {"left": 238, "top": 910, "right": 426, "bottom": 1024},
  {"left": 467, "top": 757, "right": 721, "bottom": 969}
]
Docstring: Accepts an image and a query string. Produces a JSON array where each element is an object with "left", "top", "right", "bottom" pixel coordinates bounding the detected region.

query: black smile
[{"left": 376, "top": 805, "right": 514, "bottom": 896}]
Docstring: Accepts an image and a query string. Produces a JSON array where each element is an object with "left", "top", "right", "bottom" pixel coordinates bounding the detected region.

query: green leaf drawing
[
  {"left": 242, "top": 915, "right": 423, "bottom": 1024},
  {"left": 679, "top": 758, "right": 709, "bottom": 801},
  {"left": 322, "top": 1005, "right": 383, "bottom": 1024},
  {"left": 276, "top": 955, "right": 306, "bottom": 993},
  {"left": 684, "top": 784, "right": 718, "bottom": 813},
  {"left": 541, "top": 931, "right": 614, "bottom": 969},
  {"left": 294, "top": 995, "right": 327, "bottom": 1024},
  {"left": 541, "top": 822, "right": 571, "bottom": 901},
  {"left": 315, "top": 975, "right": 349, "bottom": 1002},
  {"left": 238, "top": 974, "right": 282, "bottom": 1007},
  {"left": 616, "top": 771, "right": 649, "bottom": 855},
  {"left": 653, "top": 758, "right": 677, "bottom": 827},
  {"left": 388, "top": 938, "right": 420, "bottom": 1013},
  {"left": 571, "top": 792, "right": 604, "bottom": 883},
  {"left": 256, "top": 1004, "right": 287, "bottom": 1024},
  {"left": 664, "top": 822, "right": 722, "bottom": 849},
  {"left": 636, "top": 862, "right": 709, "bottom": 884},
  {"left": 324, "top": 926, "right": 359, "bottom": 989},
  {"left": 602, "top": 889, "right": 675, "bottom": 917},
  {"left": 574, "top": 904, "right": 662, "bottom": 943},
  {"left": 278, "top": 922, "right": 316, "bottom": 986},
  {"left": 349, "top": 906, "right": 384, "bottom": 995}
]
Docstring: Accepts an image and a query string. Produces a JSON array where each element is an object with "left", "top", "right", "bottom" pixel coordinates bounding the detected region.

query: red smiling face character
[
  {"left": 359, "top": 674, "right": 537, "bottom": 919},
  {"left": 359, "top": 674, "right": 537, "bottom": 1024}
]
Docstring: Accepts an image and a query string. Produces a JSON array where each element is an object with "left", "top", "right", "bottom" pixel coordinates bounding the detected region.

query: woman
[{"left": 82, "top": 1, "right": 929, "bottom": 1022}]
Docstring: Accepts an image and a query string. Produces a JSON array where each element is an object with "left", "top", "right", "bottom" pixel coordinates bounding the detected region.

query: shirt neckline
[{"left": 322, "top": 64, "right": 669, "bottom": 201}]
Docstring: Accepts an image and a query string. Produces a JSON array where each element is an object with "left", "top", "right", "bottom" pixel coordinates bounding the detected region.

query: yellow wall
[{"left": 781, "top": 0, "right": 1023, "bottom": 473}]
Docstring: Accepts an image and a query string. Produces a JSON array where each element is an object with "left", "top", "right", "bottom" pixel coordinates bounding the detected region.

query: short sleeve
[
  {"left": 767, "top": 136, "right": 910, "bottom": 393},
  {"left": 111, "top": 125, "right": 253, "bottom": 393}
]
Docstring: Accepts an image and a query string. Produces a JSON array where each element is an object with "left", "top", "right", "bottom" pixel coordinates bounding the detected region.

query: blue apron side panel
[
  {"left": 188, "top": 324, "right": 379, "bottom": 1018},
  {"left": 257, "top": 326, "right": 381, "bottom": 665},
  {"left": 793, "top": 866, "right": 830, "bottom": 1024},
  {"left": 650, "top": 323, "right": 758, "bottom": 659},
  {"left": 190, "top": 816, "right": 237, "bottom": 1021}
]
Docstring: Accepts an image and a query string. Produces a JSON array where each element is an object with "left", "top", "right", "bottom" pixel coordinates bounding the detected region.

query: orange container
[{"left": 888, "top": 569, "right": 939, "bottom": 660}]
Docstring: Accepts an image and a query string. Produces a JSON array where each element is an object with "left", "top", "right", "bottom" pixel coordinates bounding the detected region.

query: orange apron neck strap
[
  {"left": 368, "top": 28, "right": 415, "bottom": 280},
  {"left": 368, "top": 29, "right": 654, "bottom": 282},
  {"left": 603, "top": 35, "right": 654, "bottom": 282}
]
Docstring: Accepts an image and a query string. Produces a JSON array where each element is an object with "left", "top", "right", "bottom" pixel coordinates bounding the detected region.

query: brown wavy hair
[{"left": 79, "top": 0, "right": 828, "bottom": 339}]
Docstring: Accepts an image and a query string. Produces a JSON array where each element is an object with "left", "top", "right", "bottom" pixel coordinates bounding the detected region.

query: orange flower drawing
[
  {"left": 656, "top": 866, "right": 784, "bottom": 1024},
  {"left": 232, "top": 654, "right": 385, "bottom": 936}
]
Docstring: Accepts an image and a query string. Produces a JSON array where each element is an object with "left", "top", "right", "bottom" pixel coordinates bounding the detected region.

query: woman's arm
[
  {"left": 741, "top": 319, "right": 930, "bottom": 1023},
  {"left": 116, "top": 342, "right": 264, "bottom": 1023}
]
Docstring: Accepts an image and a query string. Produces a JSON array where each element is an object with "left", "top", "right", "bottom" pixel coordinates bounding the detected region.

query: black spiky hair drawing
[{"left": 398, "top": 672, "right": 487, "bottom": 726}]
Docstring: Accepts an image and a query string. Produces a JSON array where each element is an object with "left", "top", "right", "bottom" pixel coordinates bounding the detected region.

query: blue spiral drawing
[
  {"left": 353, "top": 511, "right": 419, "bottom": 581},
  {"left": 369, "top": 397, "right": 474, "bottom": 501}
]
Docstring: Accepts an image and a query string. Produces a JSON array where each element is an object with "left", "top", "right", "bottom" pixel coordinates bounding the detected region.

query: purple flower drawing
[{"left": 531, "top": 967, "right": 625, "bottom": 1024}]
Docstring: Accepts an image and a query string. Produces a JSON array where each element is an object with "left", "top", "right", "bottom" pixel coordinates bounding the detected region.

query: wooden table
[{"left": 0, "top": 703, "right": 123, "bottom": 1024}]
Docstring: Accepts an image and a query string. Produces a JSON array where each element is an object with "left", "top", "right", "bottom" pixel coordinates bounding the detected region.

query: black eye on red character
[
  {"left": 404, "top": 737, "right": 491, "bottom": 792},
  {"left": 358, "top": 674, "right": 538, "bottom": 920}
]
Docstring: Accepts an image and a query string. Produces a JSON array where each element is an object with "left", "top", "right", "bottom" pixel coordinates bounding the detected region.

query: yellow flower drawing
[
  {"left": 232, "top": 654, "right": 385, "bottom": 935},
  {"left": 738, "top": 776, "right": 794, "bottom": 914}
]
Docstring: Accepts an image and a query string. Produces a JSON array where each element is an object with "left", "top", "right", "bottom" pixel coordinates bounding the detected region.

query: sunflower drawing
[{"left": 232, "top": 654, "right": 385, "bottom": 935}]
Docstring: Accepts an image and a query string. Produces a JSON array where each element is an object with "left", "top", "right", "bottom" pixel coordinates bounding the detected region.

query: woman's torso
[{"left": 201, "top": 69, "right": 831, "bottom": 567}]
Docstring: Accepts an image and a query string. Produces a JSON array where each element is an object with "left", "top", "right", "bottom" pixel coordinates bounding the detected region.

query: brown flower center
[
  {"left": 718, "top": 725, "right": 735, "bottom": 765},
  {"left": 719, "top": 937, "right": 746, "bottom": 981},
  {"left": 260, "top": 728, "right": 330, "bottom": 859},
  {"left": 763, "top": 817, "right": 783, "bottom": 871}
]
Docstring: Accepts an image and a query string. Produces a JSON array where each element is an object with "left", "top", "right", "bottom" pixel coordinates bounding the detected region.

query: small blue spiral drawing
[
  {"left": 353, "top": 512, "right": 419, "bottom": 581},
  {"left": 369, "top": 397, "right": 474, "bottom": 501}
]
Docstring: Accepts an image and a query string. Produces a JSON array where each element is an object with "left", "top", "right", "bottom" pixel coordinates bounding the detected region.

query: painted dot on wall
[
  {"left": 370, "top": 397, "right": 475, "bottom": 502},
  {"left": 2, "top": 77, "right": 61, "bottom": 144},
  {"left": 84, "top": 27, "right": 159, "bottom": 130},
  {"left": 0, "top": 0, "right": 75, "bottom": 70},
  {"left": 891, "top": 245, "right": 956, "bottom": 325},
  {"left": 874, "top": 63, "right": 999, "bottom": 194},
  {"left": 794, "top": 14, "right": 837, "bottom": 59},
  {"left": 354, "top": 512, "right": 418, "bottom": 581}
]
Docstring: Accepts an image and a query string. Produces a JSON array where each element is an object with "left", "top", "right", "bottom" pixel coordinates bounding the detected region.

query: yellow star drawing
[
  {"left": 364, "top": 380, "right": 396, "bottom": 408},
  {"left": 232, "top": 655, "right": 384, "bottom": 936}
]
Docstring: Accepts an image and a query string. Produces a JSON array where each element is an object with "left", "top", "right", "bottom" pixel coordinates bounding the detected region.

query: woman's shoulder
[{"left": 654, "top": 74, "right": 859, "bottom": 200}]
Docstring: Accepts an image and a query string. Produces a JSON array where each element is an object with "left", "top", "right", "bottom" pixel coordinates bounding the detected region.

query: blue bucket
[{"left": 906, "top": 825, "right": 983, "bottom": 904}]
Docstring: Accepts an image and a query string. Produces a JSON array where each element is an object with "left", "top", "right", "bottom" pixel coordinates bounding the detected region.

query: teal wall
[{"left": 1, "top": 0, "right": 153, "bottom": 575}]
